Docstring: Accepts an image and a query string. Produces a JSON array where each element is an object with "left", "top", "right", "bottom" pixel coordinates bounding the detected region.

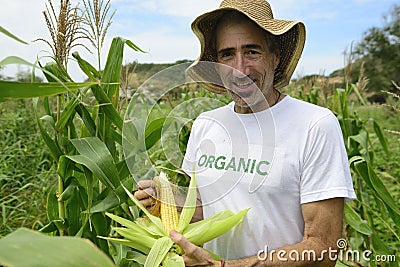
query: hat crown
[{"left": 219, "top": 0, "right": 274, "bottom": 20}]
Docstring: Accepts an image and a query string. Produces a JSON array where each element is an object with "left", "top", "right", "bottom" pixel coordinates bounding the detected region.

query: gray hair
[{"left": 211, "top": 10, "right": 280, "bottom": 60}]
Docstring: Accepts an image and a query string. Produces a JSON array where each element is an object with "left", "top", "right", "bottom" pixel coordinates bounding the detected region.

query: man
[{"left": 135, "top": 0, "right": 356, "bottom": 266}]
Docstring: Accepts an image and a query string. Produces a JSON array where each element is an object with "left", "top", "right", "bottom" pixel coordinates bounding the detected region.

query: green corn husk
[{"left": 100, "top": 171, "right": 250, "bottom": 267}]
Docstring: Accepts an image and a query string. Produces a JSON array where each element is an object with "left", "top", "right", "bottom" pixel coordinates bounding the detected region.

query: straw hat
[{"left": 187, "top": 0, "right": 306, "bottom": 93}]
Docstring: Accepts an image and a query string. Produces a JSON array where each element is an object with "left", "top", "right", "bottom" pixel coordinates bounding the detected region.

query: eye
[
  {"left": 218, "top": 51, "right": 233, "bottom": 61},
  {"left": 248, "top": 50, "right": 260, "bottom": 55},
  {"left": 246, "top": 50, "right": 263, "bottom": 60}
]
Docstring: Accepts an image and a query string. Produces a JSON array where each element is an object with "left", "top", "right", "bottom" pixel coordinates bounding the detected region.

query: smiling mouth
[
  {"left": 230, "top": 78, "right": 257, "bottom": 94},
  {"left": 233, "top": 80, "right": 254, "bottom": 88},
  {"left": 232, "top": 77, "right": 255, "bottom": 89}
]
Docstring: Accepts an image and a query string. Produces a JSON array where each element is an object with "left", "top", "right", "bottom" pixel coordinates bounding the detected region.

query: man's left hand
[{"left": 170, "top": 230, "right": 221, "bottom": 266}]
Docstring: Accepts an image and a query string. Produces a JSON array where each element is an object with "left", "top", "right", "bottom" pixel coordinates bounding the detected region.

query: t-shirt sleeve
[{"left": 300, "top": 112, "right": 356, "bottom": 204}]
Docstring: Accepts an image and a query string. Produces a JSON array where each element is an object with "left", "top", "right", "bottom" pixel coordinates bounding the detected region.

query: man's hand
[
  {"left": 170, "top": 230, "right": 221, "bottom": 267},
  {"left": 134, "top": 180, "right": 157, "bottom": 212}
]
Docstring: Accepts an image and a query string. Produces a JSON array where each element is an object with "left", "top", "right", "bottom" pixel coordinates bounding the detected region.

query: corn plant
[
  {"left": 383, "top": 81, "right": 400, "bottom": 137},
  {"left": 0, "top": 0, "right": 147, "bottom": 260},
  {"left": 288, "top": 82, "right": 400, "bottom": 266}
]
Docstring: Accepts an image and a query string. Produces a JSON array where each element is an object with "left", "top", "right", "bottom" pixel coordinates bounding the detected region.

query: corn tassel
[{"left": 155, "top": 172, "right": 179, "bottom": 235}]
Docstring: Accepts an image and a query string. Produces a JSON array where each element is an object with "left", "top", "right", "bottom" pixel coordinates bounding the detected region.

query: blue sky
[{"left": 0, "top": 0, "right": 397, "bottom": 81}]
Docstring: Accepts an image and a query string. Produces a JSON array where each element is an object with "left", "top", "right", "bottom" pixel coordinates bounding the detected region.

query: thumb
[{"left": 170, "top": 230, "right": 195, "bottom": 253}]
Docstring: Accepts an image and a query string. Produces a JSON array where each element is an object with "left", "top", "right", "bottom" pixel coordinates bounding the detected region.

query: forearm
[{"left": 225, "top": 237, "right": 337, "bottom": 267}]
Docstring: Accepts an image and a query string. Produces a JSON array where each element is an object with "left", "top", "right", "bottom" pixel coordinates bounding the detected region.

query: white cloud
[
  {"left": 0, "top": 2, "right": 52, "bottom": 78},
  {"left": 112, "top": 28, "right": 199, "bottom": 63},
  {"left": 111, "top": 0, "right": 219, "bottom": 18}
]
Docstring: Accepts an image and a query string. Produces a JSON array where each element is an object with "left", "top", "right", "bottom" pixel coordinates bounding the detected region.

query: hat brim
[{"left": 187, "top": 7, "right": 306, "bottom": 94}]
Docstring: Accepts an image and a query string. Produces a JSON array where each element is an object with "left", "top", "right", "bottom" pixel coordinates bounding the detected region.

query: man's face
[{"left": 215, "top": 20, "right": 279, "bottom": 113}]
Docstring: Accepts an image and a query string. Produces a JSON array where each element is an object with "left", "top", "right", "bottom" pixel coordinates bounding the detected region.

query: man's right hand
[{"left": 134, "top": 180, "right": 157, "bottom": 212}]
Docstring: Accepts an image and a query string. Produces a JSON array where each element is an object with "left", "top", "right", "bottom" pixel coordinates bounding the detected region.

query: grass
[
  {"left": 0, "top": 99, "right": 56, "bottom": 237},
  {"left": 351, "top": 103, "right": 400, "bottom": 179}
]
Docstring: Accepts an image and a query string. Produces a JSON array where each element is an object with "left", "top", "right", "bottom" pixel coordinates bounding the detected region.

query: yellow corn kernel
[{"left": 156, "top": 172, "right": 179, "bottom": 234}]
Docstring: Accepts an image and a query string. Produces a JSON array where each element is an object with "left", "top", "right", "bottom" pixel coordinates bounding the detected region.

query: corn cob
[
  {"left": 155, "top": 172, "right": 179, "bottom": 235},
  {"left": 102, "top": 171, "right": 250, "bottom": 267}
]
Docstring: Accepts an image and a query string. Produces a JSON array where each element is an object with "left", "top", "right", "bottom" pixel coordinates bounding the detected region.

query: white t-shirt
[{"left": 181, "top": 95, "right": 356, "bottom": 260}]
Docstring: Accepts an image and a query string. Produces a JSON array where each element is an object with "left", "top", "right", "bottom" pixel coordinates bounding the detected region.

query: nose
[{"left": 232, "top": 54, "right": 249, "bottom": 78}]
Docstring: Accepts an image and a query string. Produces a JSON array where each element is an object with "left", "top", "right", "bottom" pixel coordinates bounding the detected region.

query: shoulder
[
  {"left": 282, "top": 96, "right": 338, "bottom": 127},
  {"left": 285, "top": 96, "right": 332, "bottom": 115}
]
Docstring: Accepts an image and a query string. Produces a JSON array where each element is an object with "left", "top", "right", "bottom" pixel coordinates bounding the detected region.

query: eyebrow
[{"left": 217, "top": 44, "right": 264, "bottom": 55}]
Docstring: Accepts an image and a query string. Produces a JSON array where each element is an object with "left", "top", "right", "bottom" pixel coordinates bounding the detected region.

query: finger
[
  {"left": 137, "top": 180, "right": 155, "bottom": 190},
  {"left": 134, "top": 187, "right": 155, "bottom": 200},
  {"left": 140, "top": 197, "right": 155, "bottom": 208},
  {"left": 170, "top": 230, "right": 196, "bottom": 255}
]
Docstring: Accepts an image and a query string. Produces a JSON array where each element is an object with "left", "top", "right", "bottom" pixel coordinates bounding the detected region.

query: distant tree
[
  {"left": 354, "top": 4, "right": 400, "bottom": 95},
  {"left": 15, "top": 68, "right": 43, "bottom": 82}
]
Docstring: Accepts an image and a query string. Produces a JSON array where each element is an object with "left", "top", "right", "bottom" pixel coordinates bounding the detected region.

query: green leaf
[
  {"left": 0, "top": 25, "right": 28, "bottom": 44},
  {"left": 344, "top": 203, "right": 373, "bottom": 235},
  {"left": 68, "top": 153, "right": 119, "bottom": 190},
  {"left": 82, "top": 166, "right": 94, "bottom": 216},
  {"left": 90, "top": 84, "right": 123, "bottom": 130},
  {"left": 72, "top": 52, "right": 101, "bottom": 80},
  {"left": 372, "top": 120, "right": 389, "bottom": 155},
  {"left": 371, "top": 233, "right": 395, "bottom": 256},
  {"left": 122, "top": 185, "right": 166, "bottom": 235},
  {"left": 145, "top": 117, "right": 166, "bottom": 150},
  {"left": 45, "top": 184, "right": 59, "bottom": 221},
  {"left": 368, "top": 167, "right": 400, "bottom": 215},
  {"left": 91, "top": 212, "right": 111, "bottom": 255},
  {"left": 183, "top": 208, "right": 250, "bottom": 245},
  {"left": 162, "top": 252, "right": 185, "bottom": 267},
  {"left": 101, "top": 37, "right": 143, "bottom": 99},
  {"left": 83, "top": 178, "right": 133, "bottom": 213},
  {"left": 354, "top": 160, "right": 373, "bottom": 189},
  {"left": 126, "top": 251, "right": 147, "bottom": 265},
  {"left": 350, "top": 83, "right": 367, "bottom": 106},
  {"left": 39, "top": 220, "right": 59, "bottom": 233},
  {"left": 0, "top": 228, "right": 115, "bottom": 267},
  {"left": 106, "top": 213, "right": 142, "bottom": 232},
  {"left": 59, "top": 178, "right": 79, "bottom": 201},
  {"left": 0, "top": 80, "right": 95, "bottom": 101},
  {"left": 113, "top": 227, "right": 156, "bottom": 253},
  {"left": 178, "top": 172, "right": 197, "bottom": 232},
  {"left": 56, "top": 97, "right": 79, "bottom": 131},
  {"left": 125, "top": 39, "right": 145, "bottom": 53},
  {"left": 33, "top": 98, "right": 63, "bottom": 161},
  {"left": 41, "top": 61, "right": 73, "bottom": 82},
  {"left": 68, "top": 137, "right": 120, "bottom": 191},
  {"left": 349, "top": 131, "right": 368, "bottom": 153},
  {"left": 75, "top": 103, "right": 97, "bottom": 136},
  {"left": 99, "top": 236, "right": 150, "bottom": 255},
  {"left": 134, "top": 217, "right": 167, "bottom": 237},
  {"left": 144, "top": 236, "right": 173, "bottom": 267}
]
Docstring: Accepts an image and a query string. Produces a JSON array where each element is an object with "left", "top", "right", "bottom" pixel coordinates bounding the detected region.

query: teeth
[{"left": 234, "top": 81, "right": 253, "bottom": 87}]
